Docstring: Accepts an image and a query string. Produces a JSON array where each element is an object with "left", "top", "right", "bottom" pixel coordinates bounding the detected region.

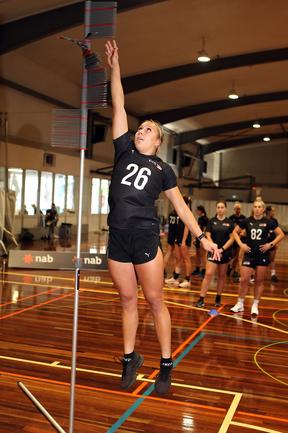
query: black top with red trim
[
  {"left": 206, "top": 217, "right": 234, "bottom": 248},
  {"left": 238, "top": 216, "right": 278, "bottom": 254},
  {"left": 108, "top": 132, "right": 177, "bottom": 229}
]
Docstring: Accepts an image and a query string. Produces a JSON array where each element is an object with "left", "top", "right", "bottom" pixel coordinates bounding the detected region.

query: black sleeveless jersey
[
  {"left": 238, "top": 216, "right": 278, "bottom": 254},
  {"left": 206, "top": 217, "right": 234, "bottom": 248},
  {"left": 108, "top": 132, "right": 177, "bottom": 229}
]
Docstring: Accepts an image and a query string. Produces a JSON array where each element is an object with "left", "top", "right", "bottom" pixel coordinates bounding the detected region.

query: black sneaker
[
  {"left": 196, "top": 298, "right": 205, "bottom": 308},
  {"left": 191, "top": 268, "right": 200, "bottom": 276},
  {"left": 120, "top": 352, "right": 144, "bottom": 389},
  {"left": 214, "top": 295, "right": 221, "bottom": 307},
  {"left": 271, "top": 274, "right": 279, "bottom": 283},
  {"left": 155, "top": 369, "right": 172, "bottom": 395}
]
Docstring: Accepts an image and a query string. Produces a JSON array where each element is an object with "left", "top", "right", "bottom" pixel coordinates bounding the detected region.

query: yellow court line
[
  {"left": 0, "top": 354, "right": 237, "bottom": 395},
  {"left": 218, "top": 392, "right": 242, "bottom": 433},
  {"left": 0, "top": 279, "right": 118, "bottom": 296},
  {"left": 4, "top": 270, "right": 112, "bottom": 285},
  {"left": 164, "top": 298, "right": 288, "bottom": 336},
  {"left": 231, "top": 421, "right": 284, "bottom": 433},
  {"left": 254, "top": 341, "right": 288, "bottom": 386},
  {"left": 272, "top": 309, "right": 288, "bottom": 328},
  {"left": 4, "top": 271, "right": 288, "bottom": 302}
]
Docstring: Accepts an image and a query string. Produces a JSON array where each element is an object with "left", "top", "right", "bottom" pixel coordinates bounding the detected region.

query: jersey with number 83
[
  {"left": 108, "top": 132, "right": 177, "bottom": 229},
  {"left": 238, "top": 216, "right": 278, "bottom": 255}
]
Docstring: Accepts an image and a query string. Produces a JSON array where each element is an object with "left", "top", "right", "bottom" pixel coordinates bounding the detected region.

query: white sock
[
  {"left": 238, "top": 298, "right": 244, "bottom": 304},
  {"left": 271, "top": 270, "right": 276, "bottom": 276},
  {"left": 253, "top": 299, "right": 259, "bottom": 305}
]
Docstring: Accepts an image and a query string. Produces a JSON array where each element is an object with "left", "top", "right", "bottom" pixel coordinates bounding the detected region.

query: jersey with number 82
[{"left": 238, "top": 216, "right": 277, "bottom": 255}]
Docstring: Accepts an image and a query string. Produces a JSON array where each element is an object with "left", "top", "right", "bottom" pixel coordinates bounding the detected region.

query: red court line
[
  {"left": 0, "top": 370, "right": 225, "bottom": 413},
  {"left": 0, "top": 288, "right": 60, "bottom": 308},
  {"left": 237, "top": 410, "right": 288, "bottom": 424},
  {"left": 0, "top": 293, "right": 73, "bottom": 320},
  {"left": 1, "top": 370, "right": 287, "bottom": 425},
  {"left": 132, "top": 305, "right": 225, "bottom": 395}
]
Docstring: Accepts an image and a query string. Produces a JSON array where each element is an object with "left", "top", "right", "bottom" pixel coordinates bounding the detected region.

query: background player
[
  {"left": 266, "top": 205, "right": 280, "bottom": 282},
  {"left": 228, "top": 202, "right": 246, "bottom": 280},
  {"left": 231, "top": 199, "right": 284, "bottom": 316},
  {"left": 105, "top": 40, "right": 220, "bottom": 396},
  {"left": 195, "top": 201, "right": 234, "bottom": 307},
  {"left": 191, "top": 205, "right": 209, "bottom": 278}
]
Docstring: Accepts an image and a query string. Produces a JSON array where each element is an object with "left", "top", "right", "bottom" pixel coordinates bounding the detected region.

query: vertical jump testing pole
[
  {"left": 18, "top": 3, "right": 116, "bottom": 433},
  {"left": 68, "top": 35, "right": 89, "bottom": 433}
]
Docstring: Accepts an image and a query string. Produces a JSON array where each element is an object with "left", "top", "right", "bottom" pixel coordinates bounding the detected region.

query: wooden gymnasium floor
[{"left": 0, "top": 234, "right": 288, "bottom": 433}]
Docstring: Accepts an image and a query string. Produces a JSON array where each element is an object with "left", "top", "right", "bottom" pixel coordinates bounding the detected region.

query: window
[
  {"left": 66, "top": 175, "right": 75, "bottom": 211},
  {"left": 0, "top": 167, "right": 5, "bottom": 190},
  {"left": 8, "top": 168, "right": 23, "bottom": 215},
  {"left": 54, "top": 173, "right": 66, "bottom": 213},
  {"left": 91, "top": 178, "right": 100, "bottom": 214},
  {"left": 40, "top": 171, "right": 53, "bottom": 213},
  {"left": 24, "top": 170, "right": 39, "bottom": 215},
  {"left": 100, "top": 179, "right": 109, "bottom": 214}
]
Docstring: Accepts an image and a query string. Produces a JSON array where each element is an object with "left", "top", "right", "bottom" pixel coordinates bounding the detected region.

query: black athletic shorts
[
  {"left": 167, "top": 231, "right": 177, "bottom": 246},
  {"left": 242, "top": 253, "right": 270, "bottom": 268},
  {"left": 207, "top": 249, "right": 232, "bottom": 264},
  {"left": 107, "top": 228, "right": 160, "bottom": 265},
  {"left": 175, "top": 232, "right": 192, "bottom": 247}
]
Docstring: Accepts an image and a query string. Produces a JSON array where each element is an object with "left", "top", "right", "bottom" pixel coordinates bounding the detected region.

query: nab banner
[{"left": 8, "top": 251, "right": 107, "bottom": 270}]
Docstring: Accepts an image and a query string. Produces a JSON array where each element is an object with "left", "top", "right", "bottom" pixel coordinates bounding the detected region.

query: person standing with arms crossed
[{"left": 105, "top": 40, "right": 220, "bottom": 395}]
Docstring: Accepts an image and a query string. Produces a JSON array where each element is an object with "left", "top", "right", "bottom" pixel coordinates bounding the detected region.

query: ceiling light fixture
[
  {"left": 263, "top": 136, "right": 270, "bottom": 142},
  {"left": 252, "top": 121, "right": 261, "bottom": 128},
  {"left": 197, "top": 37, "right": 211, "bottom": 62},
  {"left": 228, "top": 81, "right": 239, "bottom": 99}
]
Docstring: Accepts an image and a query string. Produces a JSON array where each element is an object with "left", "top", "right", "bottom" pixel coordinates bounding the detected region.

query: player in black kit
[
  {"left": 195, "top": 201, "right": 234, "bottom": 307},
  {"left": 163, "top": 209, "right": 179, "bottom": 277},
  {"left": 231, "top": 199, "right": 284, "bottom": 316},
  {"left": 266, "top": 205, "right": 280, "bottom": 282},
  {"left": 227, "top": 202, "right": 246, "bottom": 280},
  {"left": 105, "top": 40, "right": 220, "bottom": 396},
  {"left": 191, "top": 205, "right": 209, "bottom": 278}
]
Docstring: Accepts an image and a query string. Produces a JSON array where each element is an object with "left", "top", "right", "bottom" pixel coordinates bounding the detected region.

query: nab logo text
[{"left": 83, "top": 256, "right": 102, "bottom": 265}]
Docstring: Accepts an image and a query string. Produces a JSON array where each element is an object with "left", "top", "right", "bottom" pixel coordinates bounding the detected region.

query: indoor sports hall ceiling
[{"left": 1, "top": 0, "right": 288, "bottom": 157}]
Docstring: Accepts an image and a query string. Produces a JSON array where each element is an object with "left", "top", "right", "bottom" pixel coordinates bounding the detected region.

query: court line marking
[
  {"left": 0, "top": 293, "right": 73, "bottom": 320},
  {"left": 0, "top": 287, "right": 60, "bottom": 308},
  {"left": 230, "top": 421, "right": 284, "bottom": 433},
  {"left": 0, "top": 354, "right": 238, "bottom": 395},
  {"left": 254, "top": 341, "right": 288, "bottom": 386},
  {"left": 272, "top": 309, "right": 288, "bottom": 328},
  {"left": 132, "top": 303, "right": 225, "bottom": 395},
  {"left": 3, "top": 270, "right": 288, "bottom": 302},
  {"left": 106, "top": 333, "right": 205, "bottom": 433},
  {"left": 0, "top": 369, "right": 227, "bottom": 413},
  {"left": 0, "top": 279, "right": 118, "bottom": 295},
  {"left": 218, "top": 392, "right": 242, "bottom": 433},
  {"left": 164, "top": 298, "right": 288, "bottom": 336}
]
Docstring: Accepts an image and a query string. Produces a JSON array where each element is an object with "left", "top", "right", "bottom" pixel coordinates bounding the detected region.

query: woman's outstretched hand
[
  {"left": 201, "top": 237, "right": 221, "bottom": 261},
  {"left": 105, "top": 40, "right": 119, "bottom": 68}
]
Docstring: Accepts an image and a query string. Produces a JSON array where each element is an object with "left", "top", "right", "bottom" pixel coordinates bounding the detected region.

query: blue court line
[
  {"left": 106, "top": 332, "right": 205, "bottom": 433},
  {"left": 205, "top": 330, "right": 282, "bottom": 343}
]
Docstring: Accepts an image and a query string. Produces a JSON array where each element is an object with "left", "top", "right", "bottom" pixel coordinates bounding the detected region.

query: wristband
[{"left": 197, "top": 232, "right": 205, "bottom": 241}]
